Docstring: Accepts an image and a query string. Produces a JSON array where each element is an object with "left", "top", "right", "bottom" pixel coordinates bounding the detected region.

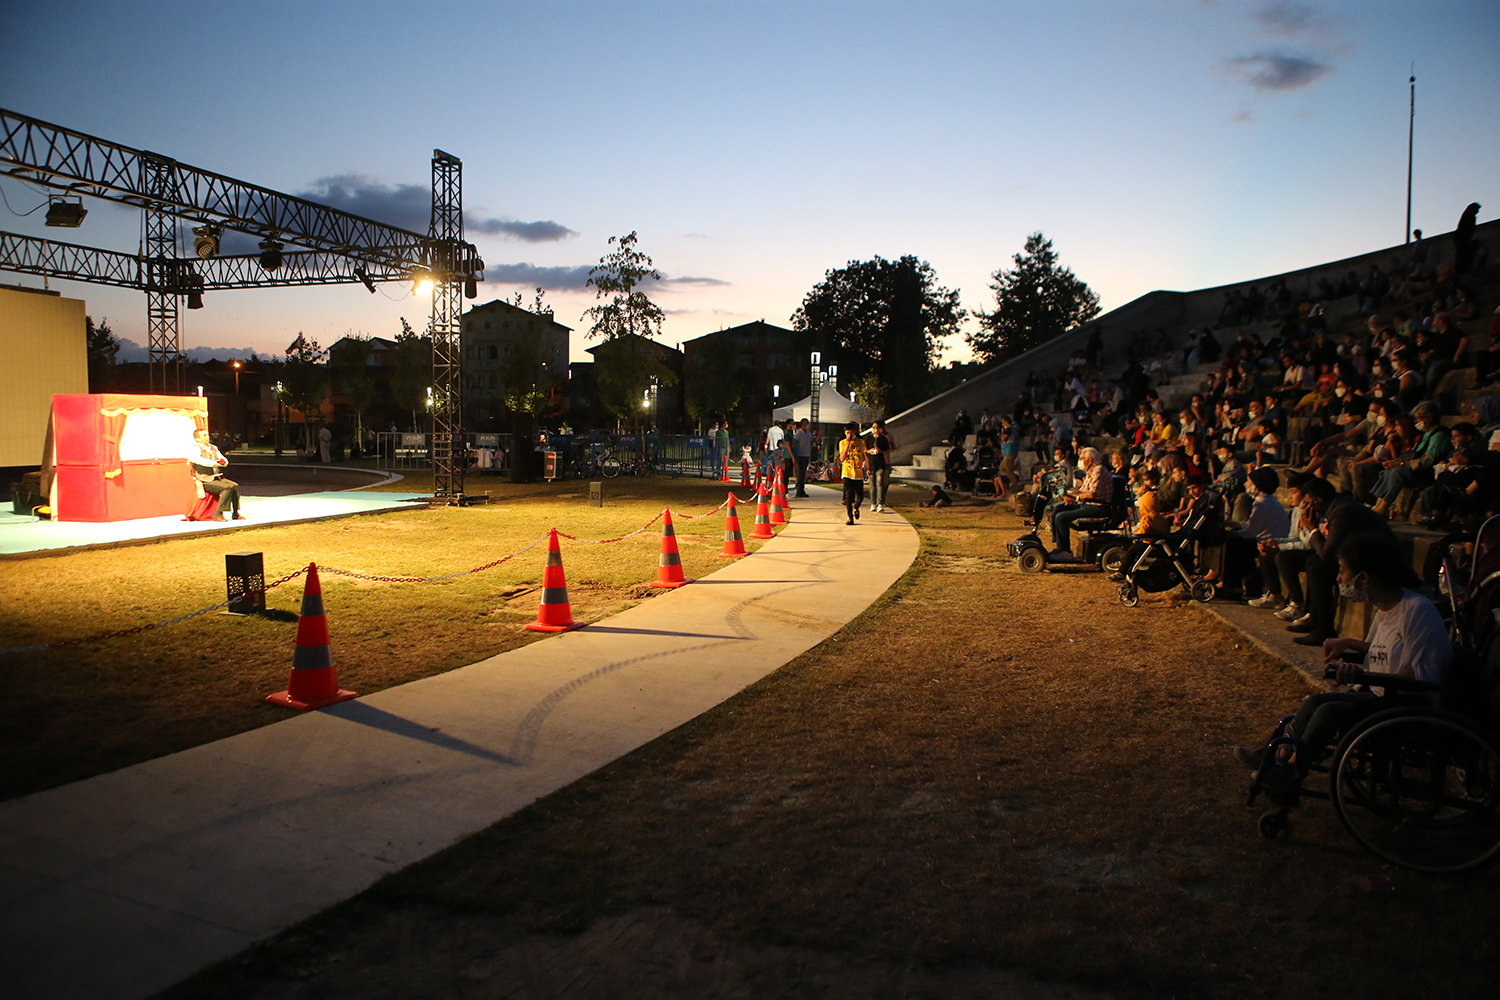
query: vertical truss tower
[
  {"left": 143, "top": 156, "right": 181, "bottom": 393},
  {"left": 429, "top": 150, "right": 465, "bottom": 502}
]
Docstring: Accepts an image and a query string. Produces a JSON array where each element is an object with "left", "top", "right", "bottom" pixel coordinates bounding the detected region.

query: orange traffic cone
[
  {"left": 719, "top": 493, "right": 747, "bottom": 558},
  {"left": 526, "top": 529, "right": 585, "bottom": 632},
  {"left": 773, "top": 468, "right": 792, "bottom": 514},
  {"left": 267, "top": 563, "right": 357, "bottom": 710},
  {"left": 720, "top": 456, "right": 730, "bottom": 483},
  {"left": 650, "top": 508, "right": 693, "bottom": 588},
  {"left": 749, "top": 483, "right": 776, "bottom": 539},
  {"left": 740, "top": 459, "right": 751, "bottom": 487}
]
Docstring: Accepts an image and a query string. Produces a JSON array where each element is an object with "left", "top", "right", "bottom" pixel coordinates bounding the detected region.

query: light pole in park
[{"left": 1406, "top": 67, "right": 1416, "bottom": 244}]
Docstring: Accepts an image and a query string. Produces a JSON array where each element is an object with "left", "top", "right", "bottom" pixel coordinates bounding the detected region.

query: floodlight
[
  {"left": 193, "top": 223, "right": 222, "bottom": 259},
  {"left": 44, "top": 197, "right": 87, "bottom": 228},
  {"left": 258, "top": 234, "right": 284, "bottom": 271},
  {"left": 353, "top": 268, "right": 377, "bottom": 294},
  {"left": 411, "top": 266, "right": 434, "bottom": 296},
  {"left": 464, "top": 275, "right": 477, "bottom": 299}
]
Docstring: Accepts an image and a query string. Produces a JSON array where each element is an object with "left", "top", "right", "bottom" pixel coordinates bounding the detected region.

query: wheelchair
[{"left": 1244, "top": 516, "right": 1500, "bottom": 873}]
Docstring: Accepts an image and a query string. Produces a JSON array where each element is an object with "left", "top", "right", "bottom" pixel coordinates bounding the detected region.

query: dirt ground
[{"left": 157, "top": 492, "right": 1500, "bottom": 1000}]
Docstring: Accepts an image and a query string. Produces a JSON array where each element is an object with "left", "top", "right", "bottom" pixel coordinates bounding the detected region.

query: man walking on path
[
  {"left": 793, "top": 418, "right": 815, "bottom": 497},
  {"left": 839, "top": 421, "right": 869, "bottom": 525}
]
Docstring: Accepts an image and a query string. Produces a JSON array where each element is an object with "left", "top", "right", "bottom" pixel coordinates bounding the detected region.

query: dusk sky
[{"left": 2, "top": 1, "right": 1496, "bottom": 366}]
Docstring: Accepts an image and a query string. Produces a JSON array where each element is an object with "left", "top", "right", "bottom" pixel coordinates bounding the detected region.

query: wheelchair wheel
[
  {"left": 1098, "top": 544, "right": 1126, "bottom": 575},
  {"left": 1117, "top": 584, "right": 1139, "bottom": 607},
  {"left": 1331, "top": 708, "right": 1500, "bottom": 873},
  {"left": 1017, "top": 548, "right": 1046, "bottom": 574},
  {"left": 1190, "top": 580, "right": 1216, "bottom": 603},
  {"left": 1258, "top": 810, "right": 1293, "bottom": 840}
]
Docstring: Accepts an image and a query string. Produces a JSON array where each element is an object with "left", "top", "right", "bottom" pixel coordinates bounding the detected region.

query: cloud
[
  {"left": 1224, "top": 53, "right": 1331, "bottom": 92},
  {"left": 1233, "top": 107, "right": 1255, "bottom": 123},
  {"left": 296, "top": 174, "right": 575, "bottom": 242},
  {"left": 481, "top": 262, "right": 594, "bottom": 290},
  {"left": 298, "top": 174, "right": 430, "bottom": 232},
  {"left": 1253, "top": 1, "right": 1321, "bottom": 37},
  {"left": 684, "top": 233, "right": 708, "bottom": 239},
  {"left": 660, "top": 274, "right": 730, "bottom": 288},
  {"left": 465, "top": 218, "right": 578, "bottom": 242}
]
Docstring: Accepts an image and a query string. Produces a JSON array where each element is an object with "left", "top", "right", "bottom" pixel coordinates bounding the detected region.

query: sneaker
[
  {"left": 1247, "top": 594, "right": 1281, "bottom": 609},
  {"left": 1274, "top": 602, "right": 1304, "bottom": 622},
  {"left": 1235, "top": 746, "right": 1264, "bottom": 771},
  {"left": 872, "top": 504, "right": 883, "bottom": 513}
]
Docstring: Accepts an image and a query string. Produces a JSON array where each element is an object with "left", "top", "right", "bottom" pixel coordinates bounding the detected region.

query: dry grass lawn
[
  {"left": 0, "top": 478, "right": 762, "bottom": 801},
  {"left": 159, "top": 492, "right": 1500, "bottom": 999}
]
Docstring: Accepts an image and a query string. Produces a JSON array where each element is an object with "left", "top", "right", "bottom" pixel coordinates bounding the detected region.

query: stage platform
[{"left": 0, "top": 490, "right": 428, "bottom": 558}]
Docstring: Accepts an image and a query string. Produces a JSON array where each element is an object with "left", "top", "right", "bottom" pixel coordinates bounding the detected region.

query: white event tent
[{"left": 771, "top": 391, "right": 878, "bottom": 425}]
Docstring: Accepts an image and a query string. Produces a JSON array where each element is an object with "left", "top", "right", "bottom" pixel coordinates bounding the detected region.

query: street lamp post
[{"left": 274, "top": 381, "right": 284, "bottom": 457}]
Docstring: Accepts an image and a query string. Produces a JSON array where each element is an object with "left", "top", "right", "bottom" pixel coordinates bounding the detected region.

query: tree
[
  {"left": 847, "top": 372, "right": 890, "bottom": 418},
  {"left": 328, "top": 335, "right": 375, "bottom": 439},
  {"left": 500, "top": 293, "right": 557, "bottom": 427},
  {"left": 683, "top": 334, "right": 747, "bottom": 428},
  {"left": 391, "top": 318, "right": 433, "bottom": 430},
  {"left": 790, "top": 255, "right": 963, "bottom": 413},
  {"left": 967, "top": 232, "right": 1100, "bottom": 364},
  {"left": 582, "top": 231, "right": 665, "bottom": 341},
  {"left": 278, "top": 333, "right": 327, "bottom": 420},
  {"left": 85, "top": 315, "right": 119, "bottom": 391}
]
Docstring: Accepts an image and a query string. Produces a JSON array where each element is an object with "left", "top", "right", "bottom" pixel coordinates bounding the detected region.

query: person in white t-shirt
[{"left": 1236, "top": 532, "right": 1451, "bottom": 769}]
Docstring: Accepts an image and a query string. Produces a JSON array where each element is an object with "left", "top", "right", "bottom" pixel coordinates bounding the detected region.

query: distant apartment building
[
  {"left": 680, "top": 319, "right": 802, "bottom": 431},
  {"left": 461, "top": 299, "right": 571, "bottom": 430}
]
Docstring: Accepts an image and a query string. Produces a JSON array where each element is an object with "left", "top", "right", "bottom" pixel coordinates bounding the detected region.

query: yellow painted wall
[{"left": 0, "top": 286, "right": 88, "bottom": 467}]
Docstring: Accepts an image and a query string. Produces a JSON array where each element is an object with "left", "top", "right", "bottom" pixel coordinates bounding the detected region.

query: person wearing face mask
[
  {"left": 1236, "top": 532, "right": 1450, "bottom": 771},
  {"left": 1223, "top": 467, "right": 1289, "bottom": 598},
  {"left": 1368, "top": 401, "right": 1452, "bottom": 518},
  {"left": 1289, "top": 478, "right": 1393, "bottom": 645}
]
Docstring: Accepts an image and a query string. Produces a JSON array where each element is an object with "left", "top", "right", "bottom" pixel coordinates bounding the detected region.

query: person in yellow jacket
[{"left": 838, "top": 421, "right": 869, "bottom": 525}]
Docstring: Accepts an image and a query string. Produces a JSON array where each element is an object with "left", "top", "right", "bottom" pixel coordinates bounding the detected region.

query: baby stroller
[{"left": 1115, "top": 487, "right": 1224, "bottom": 606}]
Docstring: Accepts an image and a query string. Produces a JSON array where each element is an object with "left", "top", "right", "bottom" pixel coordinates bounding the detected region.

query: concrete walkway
[{"left": 0, "top": 487, "right": 918, "bottom": 1000}]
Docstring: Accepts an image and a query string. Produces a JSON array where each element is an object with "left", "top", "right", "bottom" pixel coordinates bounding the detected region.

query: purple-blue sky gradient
[{"left": 1, "top": 1, "right": 1496, "bottom": 364}]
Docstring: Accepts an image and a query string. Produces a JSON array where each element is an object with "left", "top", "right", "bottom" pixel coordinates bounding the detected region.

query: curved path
[{"left": 0, "top": 486, "right": 918, "bottom": 1000}]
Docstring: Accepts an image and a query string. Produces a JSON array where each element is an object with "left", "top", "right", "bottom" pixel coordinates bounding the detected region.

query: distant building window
[
  {"left": 484, "top": 320, "right": 491, "bottom": 330},
  {"left": 488, "top": 345, "right": 498, "bottom": 360},
  {"left": 489, "top": 374, "right": 498, "bottom": 389}
]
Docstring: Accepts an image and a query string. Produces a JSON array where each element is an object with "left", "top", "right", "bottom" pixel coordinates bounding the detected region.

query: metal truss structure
[
  {"left": 0, "top": 232, "right": 410, "bottom": 291},
  {"left": 428, "top": 151, "right": 466, "bottom": 500},
  {"left": 0, "top": 108, "right": 483, "bottom": 501}
]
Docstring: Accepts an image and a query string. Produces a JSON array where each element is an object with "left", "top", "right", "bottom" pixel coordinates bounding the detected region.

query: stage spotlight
[
  {"left": 44, "top": 197, "right": 87, "bottom": 228},
  {"left": 193, "top": 223, "right": 222, "bottom": 259},
  {"left": 411, "top": 266, "right": 434, "bottom": 297},
  {"left": 464, "top": 275, "right": 477, "bottom": 299},
  {"left": 187, "top": 289, "right": 204, "bottom": 309},
  {"left": 258, "top": 234, "right": 284, "bottom": 271},
  {"left": 353, "top": 268, "right": 378, "bottom": 294}
]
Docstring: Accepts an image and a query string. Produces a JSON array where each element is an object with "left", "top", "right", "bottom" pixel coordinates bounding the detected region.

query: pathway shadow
[
  {"left": 584, "top": 626, "right": 747, "bottom": 640},
  {"left": 328, "top": 702, "right": 518, "bottom": 765}
]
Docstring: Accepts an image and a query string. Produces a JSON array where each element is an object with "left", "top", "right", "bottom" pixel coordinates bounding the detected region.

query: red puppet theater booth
[{"left": 46, "top": 394, "right": 208, "bottom": 522}]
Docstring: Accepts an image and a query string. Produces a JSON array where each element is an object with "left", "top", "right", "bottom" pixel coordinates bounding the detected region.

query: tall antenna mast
[{"left": 1405, "top": 64, "right": 1415, "bottom": 245}]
